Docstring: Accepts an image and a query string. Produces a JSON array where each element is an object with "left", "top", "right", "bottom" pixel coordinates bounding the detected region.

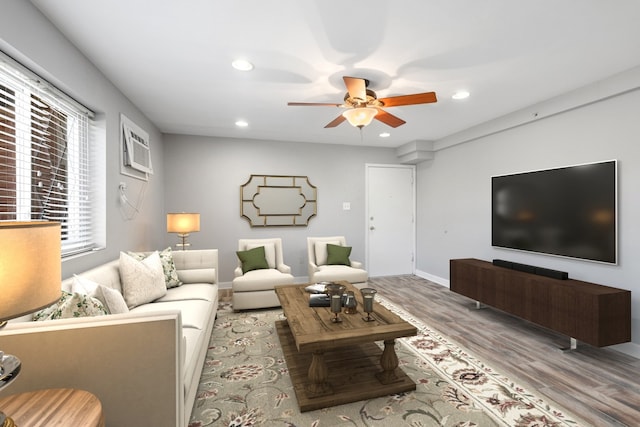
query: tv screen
[{"left": 492, "top": 160, "right": 617, "bottom": 264}]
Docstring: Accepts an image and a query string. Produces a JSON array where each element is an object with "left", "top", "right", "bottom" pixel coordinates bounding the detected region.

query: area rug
[{"left": 189, "top": 298, "right": 583, "bottom": 427}]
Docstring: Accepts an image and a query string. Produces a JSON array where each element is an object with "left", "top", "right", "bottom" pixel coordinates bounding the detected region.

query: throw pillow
[
  {"left": 246, "top": 242, "right": 276, "bottom": 268},
  {"left": 236, "top": 245, "right": 269, "bottom": 274},
  {"left": 129, "top": 247, "right": 182, "bottom": 288},
  {"left": 33, "top": 290, "right": 108, "bottom": 321},
  {"left": 72, "top": 275, "right": 129, "bottom": 314},
  {"left": 314, "top": 240, "right": 341, "bottom": 266},
  {"left": 326, "top": 243, "right": 352, "bottom": 266},
  {"left": 119, "top": 251, "right": 167, "bottom": 309}
]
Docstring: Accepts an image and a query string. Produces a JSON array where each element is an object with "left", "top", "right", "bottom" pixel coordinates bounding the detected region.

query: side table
[{"left": 0, "top": 388, "right": 104, "bottom": 427}]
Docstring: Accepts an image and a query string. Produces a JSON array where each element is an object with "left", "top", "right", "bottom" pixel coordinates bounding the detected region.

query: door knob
[{"left": 370, "top": 226, "right": 375, "bottom": 230}]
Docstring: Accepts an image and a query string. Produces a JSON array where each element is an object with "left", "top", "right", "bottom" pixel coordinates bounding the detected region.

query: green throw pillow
[
  {"left": 326, "top": 243, "right": 352, "bottom": 266},
  {"left": 237, "top": 245, "right": 270, "bottom": 274}
]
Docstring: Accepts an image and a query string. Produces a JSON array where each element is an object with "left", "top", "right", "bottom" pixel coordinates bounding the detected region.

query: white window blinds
[{"left": 0, "top": 52, "right": 97, "bottom": 257}]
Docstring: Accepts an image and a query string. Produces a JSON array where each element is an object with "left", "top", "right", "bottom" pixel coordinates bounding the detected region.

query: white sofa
[{"left": 0, "top": 249, "right": 218, "bottom": 427}]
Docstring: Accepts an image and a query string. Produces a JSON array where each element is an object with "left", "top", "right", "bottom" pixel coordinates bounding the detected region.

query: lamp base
[
  {"left": 0, "top": 413, "right": 16, "bottom": 427},
  {"left": 0, "top": 352, "right": 20, "bottom": 427},
  {"left": 176, "top": 233, "right": 190, "bottom": 250}
]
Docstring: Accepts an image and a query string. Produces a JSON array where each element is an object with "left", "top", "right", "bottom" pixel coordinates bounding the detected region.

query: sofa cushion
[
  {"left": 129, "top": 247, "right": 182, "bottom": 288},
  {"left": 72, "top": 275, "right": 129, "bottom": 314},
  {"left": 313, "top": 265, "right": 368, "bottom": 284},
  {"left": 177, "top": 268, "right": 216, "bottom": 284},
  {"left": 326, "top": 243, "right": 352, "bottom": 266},
  {"left": 314, "top": 240, "right": 341, "bottom": 266},
  {"left": 245, "top": 242, "right": 276, "bottom": 268},
  {"left": 62, "top": 260, "right": 123, "bottom": 294},
  {"left": 120, "top": 251, "right": 167, "bottom": 309},
  {"left": 236, "top": 245, "right": 269, "bottom": 273},
  {"left": 232, "top": 268, "right": 295, "bottom": 292},
  {"left": 156, "top": 283, "right": 217, "bottom": 303},
  {"left": 33, "top": 290, "right": 107, "bottom": 321},
  {"left": 129, "top": 299, "right": 212, "bottom": 329}
]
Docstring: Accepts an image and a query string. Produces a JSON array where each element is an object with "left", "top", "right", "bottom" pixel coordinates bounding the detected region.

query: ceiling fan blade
[
  {"left": 324, "top": 114, "right": 346, "bottom": 128},
  {"left": 378, "top": 92, "right": 437, "bottom": 107},
  {"left": 288, "top": 102, "right": 342, "bottom": 107},
  {"left": 375, "top": 109, "right": 406, "bottom": 128},
  {"left": 343, "top": 76, "right": 367, "bottom": 102}
]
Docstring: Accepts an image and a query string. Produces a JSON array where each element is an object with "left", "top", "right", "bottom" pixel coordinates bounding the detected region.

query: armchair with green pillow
[
  {"left": 307, "top": 236, "right": 368, "bottom": 287},
  {"left": 232, "top": 237, "right": 295, "bottom": 310}
]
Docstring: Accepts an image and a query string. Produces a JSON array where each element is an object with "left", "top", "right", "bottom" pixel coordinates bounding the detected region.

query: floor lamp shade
[{"left": 0, "top": 221, "right": 61, "bottom": 322}]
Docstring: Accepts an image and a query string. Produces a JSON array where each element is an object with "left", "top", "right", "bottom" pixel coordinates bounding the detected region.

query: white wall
[
  {"left": 417, "top": 74, "right": 640, "bottom": 355},
  {"left": 162, "top": 135, "right": 399, "bottom": 283},
  {"left": 0, "top": 1, "right": 166, "bottom": 277}
]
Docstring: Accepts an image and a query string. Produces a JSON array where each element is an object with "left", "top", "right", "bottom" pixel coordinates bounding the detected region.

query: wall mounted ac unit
[{"left": 121, "top": 115, "right": 153, "bottom": 175}]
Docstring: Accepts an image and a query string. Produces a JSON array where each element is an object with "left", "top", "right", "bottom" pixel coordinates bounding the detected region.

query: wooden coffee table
[{"left": 274, "top": 281, "right": 417, "bottom": 412}]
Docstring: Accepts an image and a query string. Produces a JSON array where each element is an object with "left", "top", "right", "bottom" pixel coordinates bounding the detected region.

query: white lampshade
[
  {"left": 166, "top": 213, "right": 200, "bottom": 234},
  {"left": 342, "top": 107, "right": 378, "bottom": 128},
  {"left": 0, "top": 221, "right": 61, "bottom": 322}
]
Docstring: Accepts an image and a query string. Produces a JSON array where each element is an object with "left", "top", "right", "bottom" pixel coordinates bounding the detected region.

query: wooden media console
[{"left": 450, "top": 258, "right": 631, "bottom": 348}]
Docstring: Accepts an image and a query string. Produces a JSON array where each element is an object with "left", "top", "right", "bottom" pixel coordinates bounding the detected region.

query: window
[{"left": 0, "top": 52, "right": 98, "bottom": 257}]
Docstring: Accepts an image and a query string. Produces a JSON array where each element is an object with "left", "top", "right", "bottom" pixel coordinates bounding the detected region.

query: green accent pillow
[
  {"left": 237, "top": 245, "right": 270, "bottom": 274},
  {"left": 326, "top": 244, "right": 352, "bottom": 266}
]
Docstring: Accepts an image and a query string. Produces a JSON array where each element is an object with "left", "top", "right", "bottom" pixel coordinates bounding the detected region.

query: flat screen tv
[{"left": 491, "top": 160, "right": 617, "bottom": 264}]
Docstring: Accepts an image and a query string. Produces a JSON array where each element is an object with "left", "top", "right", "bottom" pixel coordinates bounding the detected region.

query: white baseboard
[
  {"left": 609, "top": 341, "right": 640, "bottom": 359},
  {"left": 218, "top": 281, "right": 232, "bottom": 289},
  {"left": 414, "top": 269, "right": 449, "bottom": 288}
]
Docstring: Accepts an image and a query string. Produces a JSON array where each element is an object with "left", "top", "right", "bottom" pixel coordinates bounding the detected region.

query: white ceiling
[{"left": 30, "top": 0, "right": 640, "bottom": 148}]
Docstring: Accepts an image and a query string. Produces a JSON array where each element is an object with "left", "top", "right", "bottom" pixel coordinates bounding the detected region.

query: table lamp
[
  {"left": 0, "top": 221, "right": 61, "bottom": 427},
  {"left": 166, "top": 213, "right": 200, "bottom": 250}
]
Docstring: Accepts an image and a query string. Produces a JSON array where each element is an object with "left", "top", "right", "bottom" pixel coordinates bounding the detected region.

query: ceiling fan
[{"left": 288, "top": 76, "right": 437, "bottom": 129}]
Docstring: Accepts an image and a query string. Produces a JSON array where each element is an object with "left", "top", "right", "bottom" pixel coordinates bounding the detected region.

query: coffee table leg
[
  {"left": 376, "top": 339, "right": 400, "bottom": 384},
  {"left": 306, "top": 351, "right": 332, "bottom": 396}
]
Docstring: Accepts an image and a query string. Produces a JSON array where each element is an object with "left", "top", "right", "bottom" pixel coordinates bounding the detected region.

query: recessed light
[
  {"left": 452, "top": 91, "right": 470, "bottom": 100},
  {"left": 379, "top": 132, "right": 391, "bottom": 138},
  {"left": 232, "top": 59, "right": 254, "bottom": 71},
  {"left": 235, "top": 120, "right": 249, "bottom": 127}
]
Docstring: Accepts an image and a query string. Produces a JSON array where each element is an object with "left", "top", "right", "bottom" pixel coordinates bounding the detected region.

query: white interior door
[{"left": 366, "top": 164, "right": 415, "bottom": 277}]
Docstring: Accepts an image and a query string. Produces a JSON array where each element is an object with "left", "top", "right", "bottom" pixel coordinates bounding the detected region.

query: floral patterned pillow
[
  {"left": 129, "top": 247, "right": 182, "bottom": 288},
  {"left": 33, "top": 290, "right": 108, "bottom": 321}
]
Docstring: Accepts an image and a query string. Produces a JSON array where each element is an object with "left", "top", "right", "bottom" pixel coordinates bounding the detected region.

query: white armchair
[
  {"left": 307, "top": 236, "right": 368, "bottom": 287},
  {"left": 232, "top": 238, "right": 294, "bottom": 310}
]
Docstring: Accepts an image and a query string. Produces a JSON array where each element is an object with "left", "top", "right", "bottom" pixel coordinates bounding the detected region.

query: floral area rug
[{"left": 189, "top": 298, "right": 583, "bottom": 427}]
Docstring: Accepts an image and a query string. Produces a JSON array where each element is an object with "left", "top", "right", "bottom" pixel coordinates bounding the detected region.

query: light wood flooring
[{"left": 367, "top": 275, "right": 640, "bottom": 427}]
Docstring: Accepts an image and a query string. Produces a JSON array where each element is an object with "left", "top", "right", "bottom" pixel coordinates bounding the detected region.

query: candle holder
[
  {"left": 325, "top": 283, "right": 346, "bottom": 323},
  {"left": 344, "top": 290, "right": 358, "bottom": 314},
  {"left": 360, "top": 288, "right": 377, "bottom": 322}
]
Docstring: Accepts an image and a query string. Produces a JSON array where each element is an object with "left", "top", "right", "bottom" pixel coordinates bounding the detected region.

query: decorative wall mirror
[{"left": 240, "top": 175, "right": 317, "bottom": 227}]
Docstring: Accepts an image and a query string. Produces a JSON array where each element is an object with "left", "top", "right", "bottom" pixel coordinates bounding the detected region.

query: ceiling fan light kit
[
  {"left": 342, "top": 107, "right": 378, "bottom": 128},
  {"left": 452, "top": 90, "right": 470, "bottom": 100},
  {"left": 288, "top": 76, "right": 437, "bottom": 130},
  {"left": 231, "top": 59, "right": 253, "bottom": 71}
]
